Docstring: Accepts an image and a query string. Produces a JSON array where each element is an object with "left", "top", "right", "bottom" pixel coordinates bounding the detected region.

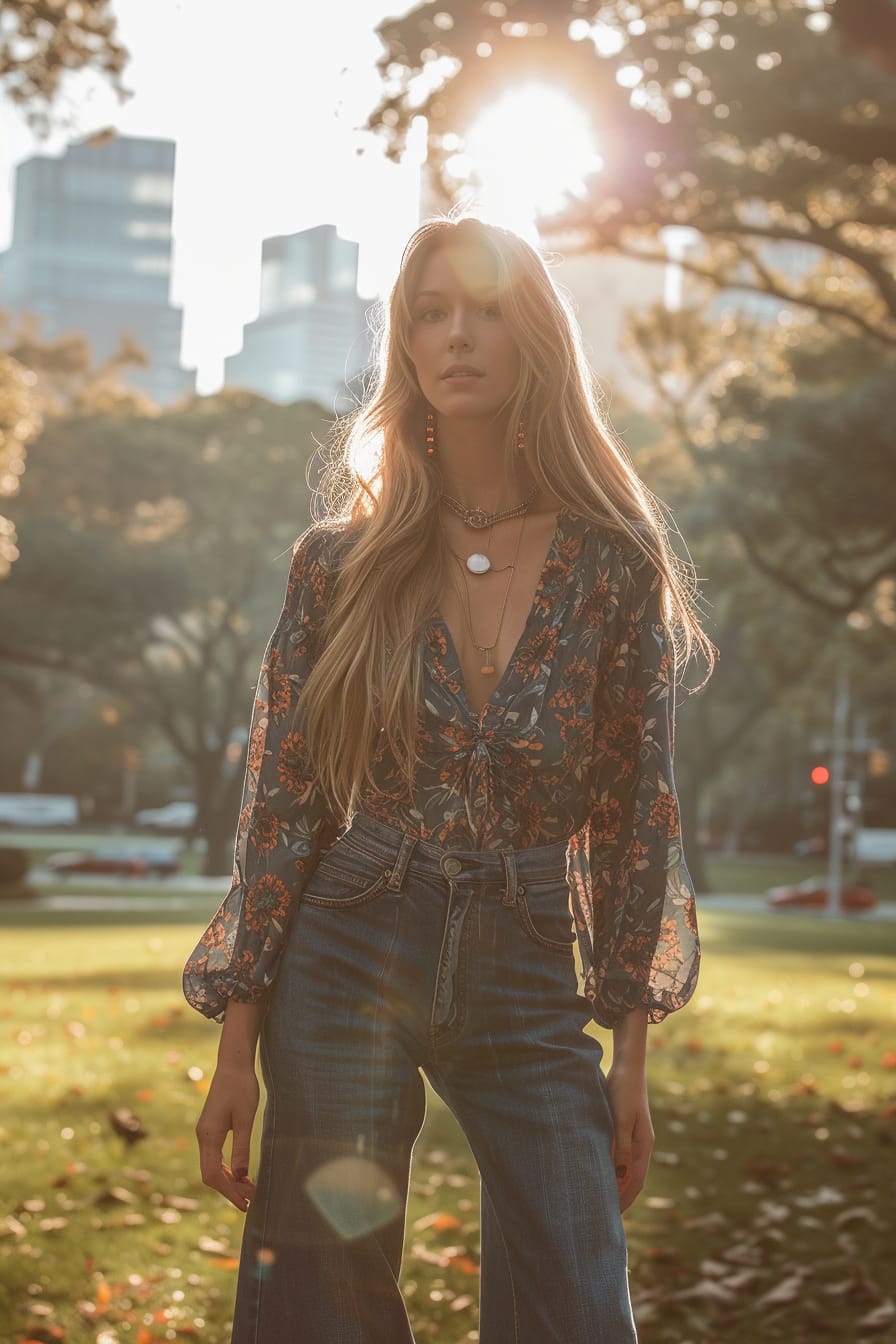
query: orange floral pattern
[{"left": 183, "top": 509, "right": 700, "bottom": 1029}]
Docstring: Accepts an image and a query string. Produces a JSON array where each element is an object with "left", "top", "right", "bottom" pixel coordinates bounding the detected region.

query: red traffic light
[{"left": 810, "top": 765, "right": 831, "bottom": 785}]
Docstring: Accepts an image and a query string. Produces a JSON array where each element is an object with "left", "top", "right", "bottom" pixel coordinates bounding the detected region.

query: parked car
[
  {"left": 134, "top": 801, "right": 197, "bottom": 831},
  {"left": 0, "top": 793, "right": 79, "bottom": 827},
  {"left": 46, "top": 848, "right": 180, "bottom": 878},
  {"left": 767, "top": 876, "right": 877, "bottom": 912}
]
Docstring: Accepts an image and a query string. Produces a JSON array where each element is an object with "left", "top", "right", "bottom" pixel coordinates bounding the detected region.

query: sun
[{"left": 443, "top": 82, "right": 603, "bottom": 241}]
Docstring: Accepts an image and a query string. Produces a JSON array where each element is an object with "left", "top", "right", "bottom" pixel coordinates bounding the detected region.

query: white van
[{"left": 0, "top": 793, "right": 80, "bottom": 827}]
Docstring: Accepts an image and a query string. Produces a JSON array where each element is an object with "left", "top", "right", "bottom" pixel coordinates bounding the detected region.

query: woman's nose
[{"left": 447, "top": 310, "right": 472, "bottom": 351}]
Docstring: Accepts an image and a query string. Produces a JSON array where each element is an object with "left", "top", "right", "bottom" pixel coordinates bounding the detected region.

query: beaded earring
[
  {"left": 516, "top": 419, "right": 526, "bottom": 454},
  {"left": 425, "top": 409, "right": 436, "bottom": 457}
]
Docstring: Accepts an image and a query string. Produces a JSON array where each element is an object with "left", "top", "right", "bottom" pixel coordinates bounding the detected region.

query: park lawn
[
  {"left": 704, "top": 854, "right": 896, "bottom": 903},
  {"left": 0, "top": 911, "right": 894, "bottom": 1344}
]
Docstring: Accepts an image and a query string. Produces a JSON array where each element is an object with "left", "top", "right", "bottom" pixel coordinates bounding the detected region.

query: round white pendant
[{"left": 466, "top": 553, "right": 491, "bottom": 574}]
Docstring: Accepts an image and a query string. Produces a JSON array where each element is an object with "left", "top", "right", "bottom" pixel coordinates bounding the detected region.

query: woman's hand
[
  {"left": 195, "top": 1063, "right": 260, "bottom": 1211},
  {"left": 605, "top": 1061, "right": 655, "bottom": 1213}
]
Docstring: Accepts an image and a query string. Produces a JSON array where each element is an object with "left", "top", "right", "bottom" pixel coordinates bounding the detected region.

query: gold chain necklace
[{"left": 445, "top": 510, "right": 528, "bottom": 675}]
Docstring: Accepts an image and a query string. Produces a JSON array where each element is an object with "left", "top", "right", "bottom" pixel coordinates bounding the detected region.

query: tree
[
  {"left": 0, "top": 0, "right": 134, "bottom": 563},
  {"left": 623, "top": 301, "right": 896, "bottom": 622},
  {"left": 0, "top": 313, "right": 159, "bottom": 579},
  {"left": 0, "top": 1, "right": 130, "bottom": 136},
  {"left": 368, "top": 0, "right": 896, "bottom": 346},
  {"left": 0, "top": 389, "right": 334, "bottom": 874}
]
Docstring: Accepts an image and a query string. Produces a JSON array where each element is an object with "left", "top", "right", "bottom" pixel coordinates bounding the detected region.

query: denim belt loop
[
  {"left": 500, "top": 848, "right": 519, "bottom": 907},
  {"left": 385, "top": 831, "right": 418, "bottom": 892}
]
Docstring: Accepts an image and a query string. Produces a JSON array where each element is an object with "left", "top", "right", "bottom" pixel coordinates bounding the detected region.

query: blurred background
[{"left": 0, "top": 3, "right": 895, "bottom": 1342}]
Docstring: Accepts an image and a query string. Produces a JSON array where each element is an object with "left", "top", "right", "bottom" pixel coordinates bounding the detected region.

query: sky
[
  {"left": 0, "top": 1, "right": 682, "bottom": 394},
  {"left": 0, "top": 0, "right": 425, "bottom": 392}
]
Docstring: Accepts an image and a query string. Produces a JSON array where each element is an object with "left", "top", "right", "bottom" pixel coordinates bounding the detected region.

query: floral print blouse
[{"left": 182, "top": 505, "right": 700, "bottom": 1030}]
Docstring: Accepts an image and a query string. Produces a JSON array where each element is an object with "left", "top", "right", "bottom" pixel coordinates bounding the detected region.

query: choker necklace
[{"left": 440, "top": 483, "right": 540, "bottom": 574}]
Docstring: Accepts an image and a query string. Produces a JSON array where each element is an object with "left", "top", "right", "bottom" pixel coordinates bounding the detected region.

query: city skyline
[
  {"left": 0, "top": 1, "right": 630, "bottom": 397},
  {"left": 0, "top": 0, "right": 422, "bottom": 393}
]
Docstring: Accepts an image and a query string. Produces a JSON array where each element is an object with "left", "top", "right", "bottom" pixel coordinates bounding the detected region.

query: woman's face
[{"left": 405, "top": 241, "right": 522, "bottom": 422}]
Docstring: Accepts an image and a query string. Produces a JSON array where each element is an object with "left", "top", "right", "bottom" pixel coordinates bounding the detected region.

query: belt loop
[
  {"left": 386, "top": 832, "right": 417, "bottom": 892},
  {"left": 500, "top": 849, "right": 518, "bottom": 907}
]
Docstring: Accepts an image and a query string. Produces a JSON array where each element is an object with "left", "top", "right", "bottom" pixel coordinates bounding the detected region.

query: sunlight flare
[{"left": 444, "top": 82, "right": 603, "bottom": 241}]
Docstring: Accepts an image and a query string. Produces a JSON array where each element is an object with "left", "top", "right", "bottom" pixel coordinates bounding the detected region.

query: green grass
[
  {"left": 705, "top": 853, "right": 896, "bottom": 902},
  {"left": 1, "top": 913, "right": 895, "bottom": 1343}
]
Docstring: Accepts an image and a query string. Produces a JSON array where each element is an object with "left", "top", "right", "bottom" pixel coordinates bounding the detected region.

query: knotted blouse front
[{"left": 183, "top": 506, "right": 700, "bottom": 1029}]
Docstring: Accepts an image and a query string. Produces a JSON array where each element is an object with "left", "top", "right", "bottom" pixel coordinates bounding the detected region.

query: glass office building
[{"left": 0, "top": 133, "right": 195, "bottom": 406}]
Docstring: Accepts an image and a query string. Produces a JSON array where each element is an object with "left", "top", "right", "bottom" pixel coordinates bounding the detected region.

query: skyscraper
[
  {"left": 224, "top": 224, "right": 372, "bottom": 410},
  {"left": 0, "top": 132, "right": 195, "bottom": 406}
]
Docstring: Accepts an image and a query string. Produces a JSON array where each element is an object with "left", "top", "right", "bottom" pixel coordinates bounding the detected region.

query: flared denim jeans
[{"left": 230, "top": 813, "right": 637, "bottom": 1343}]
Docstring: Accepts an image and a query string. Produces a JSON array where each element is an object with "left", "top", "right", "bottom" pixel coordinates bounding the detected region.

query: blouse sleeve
[
  {"left": 182, "top": 526, "right": 339, "bottom": 1023},
  {"left": 585, "top": 548, "right": 700, "bottom": 1028}
]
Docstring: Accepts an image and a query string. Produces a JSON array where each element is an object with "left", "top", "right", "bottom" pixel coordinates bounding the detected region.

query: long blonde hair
[{"left": 300, "top": 215, "right": 715, "bottom": 823}]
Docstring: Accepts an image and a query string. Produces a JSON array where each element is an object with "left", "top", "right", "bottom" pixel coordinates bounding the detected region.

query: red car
[
  {"left": 767, "top": 876, "right": 877, "bottom": 912},
  {"left": 46, "top": 849, "right": 180, "bottom": 878}
]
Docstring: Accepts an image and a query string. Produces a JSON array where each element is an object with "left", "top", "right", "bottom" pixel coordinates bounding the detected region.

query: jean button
[{"left": 442, "top": 855, "right": 463, "bottom": 877}]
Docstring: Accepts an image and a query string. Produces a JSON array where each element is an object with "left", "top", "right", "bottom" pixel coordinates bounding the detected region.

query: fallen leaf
[
  {"left": 108, "top": 1108, "right": 148, "bottom": 1144},
  {"left": 198, "top": 1235, "right": 231, "bottom": 1255},
  {"left": 161, "top": 1194, "right": 199, "bottom": 1211},
  {"left": 857, "top": 1299, "right": 896, "bottom": 1332},
  {"left": 677, "top": 1279, "right": 738, "bottom": 1305},
  {"left": 756, "top": 1272, "right": 807, "bottom": 1309},
  {"left": 94, "top": 1187, "right": 137, "bottom": 1207},
  {"left": 410, "top": 1242, "right": 451, "bottom": 1268},
  {"left": 834, "top": 1207, "right": 887, "bottom": 1231},
  {"left": 448, "top": 1255, "right": 479, "bottom": 1275},
  {"left": 697, "top": 1259, "right": 731, "bottom": 1278},
  {"left": 720, "top": 1268, "right": 761, "bottom": 1291}
]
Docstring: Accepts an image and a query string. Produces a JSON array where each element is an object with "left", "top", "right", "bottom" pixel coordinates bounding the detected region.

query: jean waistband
[{"left": 338, "top": 812, "right": 570, "bottom": 906}]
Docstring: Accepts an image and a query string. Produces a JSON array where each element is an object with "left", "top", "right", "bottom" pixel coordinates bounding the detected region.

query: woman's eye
[
  {"left": 480, "top": 303, "right": 501, "bottom": 318},
  {"left": 417, "top": 307, "right": 444, "bottom": 322}
]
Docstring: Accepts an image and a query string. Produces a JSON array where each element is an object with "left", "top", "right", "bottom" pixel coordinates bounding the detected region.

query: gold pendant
[{"left": 480, "top": 662, "right": 496, "bottom": 675}]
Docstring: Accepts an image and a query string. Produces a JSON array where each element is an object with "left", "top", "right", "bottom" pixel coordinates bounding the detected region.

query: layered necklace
[{"left": 439, "top": 484, "right": 539, "bottom": 676}]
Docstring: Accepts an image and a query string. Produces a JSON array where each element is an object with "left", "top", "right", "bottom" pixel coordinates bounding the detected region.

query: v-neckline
[{"left": 430, "top": 505, "right": 570, "bottom": 723}]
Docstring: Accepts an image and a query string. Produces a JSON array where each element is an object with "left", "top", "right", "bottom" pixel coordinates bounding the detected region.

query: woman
[{"left": 183, "top": 214, "right": 714, "bottom": 1343}]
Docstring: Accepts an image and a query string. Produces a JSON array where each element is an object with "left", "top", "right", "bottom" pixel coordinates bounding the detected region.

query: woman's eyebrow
[{"left": 412, "top": 287, "right": 499, "bottom": 300}]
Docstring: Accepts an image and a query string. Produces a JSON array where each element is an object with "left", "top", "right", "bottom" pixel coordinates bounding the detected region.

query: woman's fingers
[
  {"left": 196, "top": 1114, "right": 255, "bottom": 1212},
  {"left": 618, "top": 1109, "right": 654, "bottom": 1213},
  {"left": 194, "top": 1067, "right": 260, "bottom": 1211}
]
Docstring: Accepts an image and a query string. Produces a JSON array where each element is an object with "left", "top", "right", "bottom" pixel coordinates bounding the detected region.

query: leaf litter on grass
[{"left": 2, "top": 913, "right": 895, "bottom": 1343}]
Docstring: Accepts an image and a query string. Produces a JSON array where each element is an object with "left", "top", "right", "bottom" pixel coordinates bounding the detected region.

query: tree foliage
[
  {"left": 624, "top": 299, "right": 896, "bottom": 624},
  {"left": 0, "top": 389, "right": 333, "bottom": 872},
  {"left": 0, "top": 313, "right": 159, "bottom": 579},
  {"left": 369, "top": 0, "right": 896, "bottom": 344},
  {"left": 0, "top": 0, "right": 130, "bottom": 136}
]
